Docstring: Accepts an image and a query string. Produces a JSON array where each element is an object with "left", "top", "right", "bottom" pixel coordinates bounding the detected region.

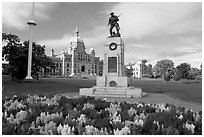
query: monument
[{"left": 80, "top": 12, "right": 145, "bottom": 98}]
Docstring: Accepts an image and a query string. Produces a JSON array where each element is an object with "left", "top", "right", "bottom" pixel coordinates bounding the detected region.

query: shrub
[
  {"left": 173, "top": 70, "right": 182, "bottom": 81},
  {"left": 164, "top": 75, "right": 170, "bottom": 82}
]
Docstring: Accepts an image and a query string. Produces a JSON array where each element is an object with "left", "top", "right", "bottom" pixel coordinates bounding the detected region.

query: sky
[{"left": 2, "top": 1, "right": 202, "bottom": 68}]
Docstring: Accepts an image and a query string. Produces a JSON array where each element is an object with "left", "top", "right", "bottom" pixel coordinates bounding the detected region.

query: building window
[
  {"left": 56, "top": 63, "right": 58, "bottom": 67},
  {"left": 67, "top": 63, "right": 69, "bottom": 67},
  {"left": 60, "top": 63, "right": 62, "bottom": 67},
  {"left": 67, "top": 69, "right": 69, "bottom": 72}
]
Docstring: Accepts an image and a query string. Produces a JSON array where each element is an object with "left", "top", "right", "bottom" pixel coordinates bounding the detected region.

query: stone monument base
[{"left": 80, "top": 86, "right": 145, "bottom": 98}]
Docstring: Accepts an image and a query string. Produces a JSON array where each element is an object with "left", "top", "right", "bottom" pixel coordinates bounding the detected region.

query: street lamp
[{"left": 25, "top": 2, "right": 37, "bottom": 80}]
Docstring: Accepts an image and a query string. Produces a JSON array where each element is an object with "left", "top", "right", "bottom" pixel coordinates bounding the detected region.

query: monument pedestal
[
  {"left": 80, "top": 36, "right": 145, "bottom": 98},
  {"left": 80, "top": 86, "right": 143, "bottom": 98}
]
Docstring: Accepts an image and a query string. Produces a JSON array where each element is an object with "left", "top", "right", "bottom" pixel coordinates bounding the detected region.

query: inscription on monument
[{"left": 108, "top": 57, "right": 117, "bottom": 73}]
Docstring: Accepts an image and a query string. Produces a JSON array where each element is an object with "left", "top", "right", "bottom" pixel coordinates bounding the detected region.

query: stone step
[
  {"left": 94, "top": 91, "right": 127, "bottom": 95},
  {"left": 89, "top": 93, "right": 132, "bottom": 98},
  {"left": 94, "top": 89, "right": 127, "bottom": 92},
  {"left": 95, "top": 86, "right": 130, "bottom": 90}
]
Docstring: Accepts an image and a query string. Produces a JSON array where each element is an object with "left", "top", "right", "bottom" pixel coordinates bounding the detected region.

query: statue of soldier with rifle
[{"left": 107, "top": 12, "right": 121, "bottom": 37}]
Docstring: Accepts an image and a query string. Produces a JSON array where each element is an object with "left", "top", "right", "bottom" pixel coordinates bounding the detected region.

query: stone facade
[{"left": 46, "top": 29, "right": 103, "bottom": 77}]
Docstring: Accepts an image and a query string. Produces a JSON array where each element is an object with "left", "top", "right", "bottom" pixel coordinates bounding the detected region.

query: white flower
[
  {"left": 78, "top": 114, "right": 87, "bottom": 124},
  {"left": 57, "top": 124, "right": 63, "bottom": 135},
  {"left": 114, "top": 128, "right": 121, "bottom": 135},
  {"left": 60, "top": 124, "right": 72, "bottom": 135},
  {"left": 195, "top": 113, "right": 201, "bottom": 121},
  {"left": 137, "top": 103, "right": 143, "bottom": 108},
  {"left": 121, "top": 126, "right": 130, "bottom": 135},
  {"left": 140, "top": 112, "right": 146, "bottom": 119},
  {"left": 85, "top": 125, "right": 94, "bottom": 135},
  {"left": 83, "top": 103, "right": 95, "bottom": 109},
  {"left": 4, "top": 111, "right": 8, "bottom": 118},
  {"left": 125, "top": 120, "right": 133, "bottom": 127},
  {"left": 134, "top": 119, "right": 144, "bottom": 127},
  {"left": 138, "top": 119, "right": 144, "bottom": 127},
  {"left": 36, "top": 116, "right": 41, "bottom": 125},
  {"left": 30, "top": 121, "right": 35, "bottom": 129},
  {"left": 40, "top": 112, "right": 46, "bottom": 122},
  {"left": 178, "top": 114, "right": 183, "bottom": 120},
  {"left": 114, "top": 126, "right": 130, "bottom": 135},
  {"left": 128, "top": 107, "right": 137, "bottom": 116},
  {"left": 185, "top": 123, "right": 195, "bottom": 134}
]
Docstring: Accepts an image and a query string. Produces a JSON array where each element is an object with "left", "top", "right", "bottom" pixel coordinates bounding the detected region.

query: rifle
[{"left": 107, "top": 14, "right": 122, "bottom": 26}]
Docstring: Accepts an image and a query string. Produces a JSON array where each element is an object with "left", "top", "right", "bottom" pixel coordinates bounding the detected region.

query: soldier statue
[{"left": 107, "top": 12, "right": 120, "bottom": 37}]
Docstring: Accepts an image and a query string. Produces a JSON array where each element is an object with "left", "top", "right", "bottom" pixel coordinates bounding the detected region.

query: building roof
[{"left": 69, "top": 27, "right": 84, "bottom": 44}]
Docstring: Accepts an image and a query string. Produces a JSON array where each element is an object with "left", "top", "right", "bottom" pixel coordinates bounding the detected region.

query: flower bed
[{"left": 2, "top": 95, "right": 202, "bottom": 135}]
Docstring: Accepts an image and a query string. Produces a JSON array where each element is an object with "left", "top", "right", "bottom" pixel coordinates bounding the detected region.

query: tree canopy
[
  {"left": 2, "top": 33, "right": 55, "bottom": 79},
  {"left": 154, "top": 59, "right": 174, "bottom": 78},
  {"left": 176, "top": 63, "right": 191, "bottom": 79}
]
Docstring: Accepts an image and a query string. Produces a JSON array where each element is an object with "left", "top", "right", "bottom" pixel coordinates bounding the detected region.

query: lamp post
[{"left": 25, "top": 2, "right": 37, "bottom": 80}]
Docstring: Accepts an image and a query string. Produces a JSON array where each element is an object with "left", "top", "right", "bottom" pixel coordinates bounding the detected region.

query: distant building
[
  {"left": 45, "top": 28, "right": 103, "bottom": 77},
  {"left": 132, "top": 61, "right": 150, "bottom": 79}
]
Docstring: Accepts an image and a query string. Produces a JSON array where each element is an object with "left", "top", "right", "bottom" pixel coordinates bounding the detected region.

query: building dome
[
  {"left": 137, "top": 61, "right": 142, "bottom": 64},
  {"left": 69, "top": 36, "right": 84, "bottom": 44},
  {"left": 90, "top": 47, "right": 95, "bottom": 52},
  {"left": 69, "top": 27, "right": 84, "bottom": 44}
]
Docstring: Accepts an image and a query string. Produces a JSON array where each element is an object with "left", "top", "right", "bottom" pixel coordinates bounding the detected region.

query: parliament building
[{"left": 46, "top": 29, "right": 103, "bottom": 77}]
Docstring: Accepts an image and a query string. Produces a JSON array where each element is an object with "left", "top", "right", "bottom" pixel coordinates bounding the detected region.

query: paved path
[{"left": 58, "top": 92, "right": 202, "bottom": 113}]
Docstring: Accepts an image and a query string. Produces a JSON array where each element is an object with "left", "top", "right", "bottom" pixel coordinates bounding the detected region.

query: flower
[
  {"left": 83, "top": 103, "right": 95, "bottom": 109},
  {"left": 178, "top": 114, "right": 183, "bottom": 120},
  {"left": 185, "top": 123, "right": 195, "bottom": 134},
  {"left": 2, "top": 95, "right": 202, "bottom": 135},
  {"left": 78, "top": 114, "right": 87, "bottom": 124},
  {"left": 128, "top": 107, "right": 137, "bottom": 116},
  {"left": 113, "top": 126, "right": 130, "bottom": 135}
]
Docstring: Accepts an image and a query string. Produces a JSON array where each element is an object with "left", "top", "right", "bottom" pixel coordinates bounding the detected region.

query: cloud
[
  {"left": 168, "top": 51, "right": 202, "bottom": 68},
  {"left": 2, "top": 2, "right": 56, "bottom": 30},
  {"left": 37, "top": 34, "right": 73, "bottom": 55},
  {"left": 109, "top": 2, "right": 201, "bottom": 39}
]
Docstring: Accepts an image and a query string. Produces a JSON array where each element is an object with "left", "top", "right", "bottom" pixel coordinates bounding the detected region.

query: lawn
[{"left": 2, "top": 75, "right": 202, "bottom": 104}]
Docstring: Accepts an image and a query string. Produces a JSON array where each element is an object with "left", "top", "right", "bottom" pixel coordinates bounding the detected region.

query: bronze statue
[{"left": 107, "top": 12, "right": 120, "bottom": 37}]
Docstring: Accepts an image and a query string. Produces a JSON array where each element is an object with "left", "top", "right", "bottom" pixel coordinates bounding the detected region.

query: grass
[{"left": 2, "top": 75, "right": 202, "bottom": 104}]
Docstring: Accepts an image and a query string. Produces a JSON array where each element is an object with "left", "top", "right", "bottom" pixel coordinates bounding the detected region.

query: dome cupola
[
  {"left": 68, "top": 27, "right": 86, "bottom": 53},
  {"left": 69, "top": 27, "right": 84, "bottom": 44}
]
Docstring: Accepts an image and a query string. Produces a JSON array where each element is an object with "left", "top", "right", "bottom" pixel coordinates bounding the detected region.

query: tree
[
  {"left": 176, "top": 63, "right": 191, "bottom": 79},
  {"left": 146, "top": 64, "right": 153, "bottom": 77},
  {"left": 154, "top": 59, "right": 174, "bottom": 78},
  {"left": 173, "top": 69, "right": 182, "bottom": 81},
  {"left": 2, "top": 33, "right": 55, "bottom": 79}
]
